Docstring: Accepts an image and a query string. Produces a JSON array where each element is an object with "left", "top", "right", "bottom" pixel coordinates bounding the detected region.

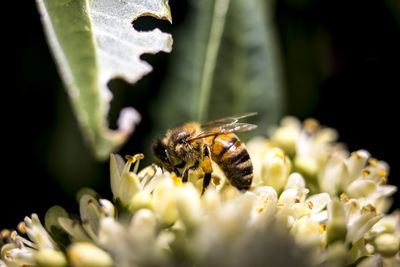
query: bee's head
[{"left": 152, "top": 138, "right": 173, "bottom": 169}]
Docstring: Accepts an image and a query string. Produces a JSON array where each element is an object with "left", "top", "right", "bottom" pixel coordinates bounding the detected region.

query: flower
[
  {"left": 1, "top": 214, "right": 67, "bottom": 267},
  {"left": 1, "top": 117, "right": 399, "bottom": 267}
]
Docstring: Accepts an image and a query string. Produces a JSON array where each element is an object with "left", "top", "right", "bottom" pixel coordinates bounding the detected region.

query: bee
[{"left": 152, "top": 113, "right": 257, "bottom": 193}]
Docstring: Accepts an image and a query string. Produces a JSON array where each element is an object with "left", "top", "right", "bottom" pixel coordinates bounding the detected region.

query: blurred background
[{"left": 2, "top": 0, "right": 399, "bottom": 227}]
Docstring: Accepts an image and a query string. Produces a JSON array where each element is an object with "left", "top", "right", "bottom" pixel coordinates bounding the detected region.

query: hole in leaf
[{"left": 132, "top": 16, "right": 171, "bottom": 32}]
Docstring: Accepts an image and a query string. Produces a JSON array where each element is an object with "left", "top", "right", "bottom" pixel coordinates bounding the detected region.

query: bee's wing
[
  {"left": 187, "top": 123, "right": 257, "bottom": 141},
  {"left": 200, "top": 112, "right": 258, "bottom": 128}
]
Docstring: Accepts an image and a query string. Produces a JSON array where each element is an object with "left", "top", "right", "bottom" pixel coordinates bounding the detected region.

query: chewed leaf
[{"left": 36, "top": 0, "right": 173, "bottom": 160}]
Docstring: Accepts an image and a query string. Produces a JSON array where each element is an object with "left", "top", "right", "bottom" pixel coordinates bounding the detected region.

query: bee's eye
[
  {"left": 176, "top": 132, "right": 188, "bottom": 144},
  {"left": 152, "top": 140, "right": 171, "bottom": 165}
]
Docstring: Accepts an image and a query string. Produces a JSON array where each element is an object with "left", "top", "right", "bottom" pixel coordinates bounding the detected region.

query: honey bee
[{"left": 152, "top": 113, "right": 257, "bottom": 193}]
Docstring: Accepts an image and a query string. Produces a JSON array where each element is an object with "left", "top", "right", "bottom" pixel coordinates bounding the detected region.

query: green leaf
[
  {"left": 152, "top": 0, "right": 284, "bottom": 138},
  {"left": 36, "top": 0, "right": 173, "bottom": 160}
]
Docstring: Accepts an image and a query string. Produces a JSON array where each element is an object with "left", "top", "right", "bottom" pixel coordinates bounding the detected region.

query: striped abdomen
[{"left": 205, "top": 133, "right": 253, "bottom": 190}]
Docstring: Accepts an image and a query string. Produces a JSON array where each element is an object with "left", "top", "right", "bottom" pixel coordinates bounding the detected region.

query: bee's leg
[
  {"left": 201, "top": 144, "right": 213, "bottom": 194},
  {"left": 173, "top": 161, "right": 186, "bottom": 176},
  {"left": 182, "top": 161, "right": 199, "bottom": 183}
]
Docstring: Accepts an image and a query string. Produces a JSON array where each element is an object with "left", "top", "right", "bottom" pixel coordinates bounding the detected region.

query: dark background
[{"left": 2, "top": 0, "right": 399, "bottom": 228}]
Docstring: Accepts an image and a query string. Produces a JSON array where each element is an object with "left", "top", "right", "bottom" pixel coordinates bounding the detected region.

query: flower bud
[
  {"left": 269, "top": 116, "right": 301, "bottom": 156},
  {"left": 374, "top": 233, "right": 400, "bottom": 258},
  {"left": 35, "top": 248, "right": 68, "bottom": 267},
  {"left": 327, "top": 198, "right": 347, "bottom": 244},
  {"left": 261, "top": 147, "right": 290, "bottom": 192},
  {"left": 67, "top": 242, "right": 113, "bottom": 267}
]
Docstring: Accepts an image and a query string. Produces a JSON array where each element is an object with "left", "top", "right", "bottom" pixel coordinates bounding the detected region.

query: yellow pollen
[
  {"left": 340, "top": 193, "right": 349, "bottom": 203},
  {"left": 362, "top": 204, "right": 376, "bottom": 215},
  {"left": 277, "top": 203, "right": 285, "bottom": 208},
  {"left": 272, "top": 147, "right": 285, "bottom": 160},
  {"left": 319, "top": 224, "right": 326, "bottom": 234},
  {"left": 380, "top": 177, "right": 388, "bottom": 185},
  {"left": 171, "top": 174, "right": 183, "bottom": 187},
  {"left": 11, "top": 230, "right": 17, "bottom": 241},
  {"left": 1, "top": 229, "right": 10, "bottom": 239},
  {"left": 307, "top": 201, "right": 314, "bottom": 210},
  {"left": 362, "top": 169, "right": 371, "bottom": 176},
  {"left": 368, "top": 158, "right": 378, "bottom": 167},
  {"left": 294, "top": 197, "right": 300, "bottom": 204},
  {"left": 377, "top": 170, "right": 388, "bottom": 177},
  {"left": 351, "top": 152, "right": 361, "bottom": 159},
  {"left": 17, "top": 222, "right": 26, "bottom": 234},
  {"left": 257, "top": 207, "right": 264, "bottom": 214},
  {"left": 304, "top": 118, "right": 320, "bottom": 133}
]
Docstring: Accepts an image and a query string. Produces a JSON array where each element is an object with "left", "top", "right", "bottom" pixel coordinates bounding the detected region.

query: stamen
[
  {"left": 368, "top": 158, "right": 378, "bottom": 167},
  {"left": 340, "top": 193, "right": 349, "bottom": 203},
  {"left": 304, "top": 118, "right": 319, "bottom": 133},
  {"left": 362, "top": 169, "right": 371, "bottom": 176},
  {"left": 351, "top": 152, "right": 361, "bottom": 159},
  {"left": 380, "top": 177, "right": 388, "bottom": 185},
  {"left": 1, "top": 229, "right": 10, "bottom": 239},
  {"left": 294, "top": 197, "right": 300, "bottom": 203},
  {"left": 133, "top": 154, "right": 144, "bottom": 174},
  {"left": 17, "top": 222, "right": 26, "bottom": 235},
  {"left": 15, "top": 235, "right": 39, "bottom": 249},
  {"left": 257, "top": 207, "right": 264, "bottom": 213},
  {"left": 377, "top": 170, "right": 388, "bottom": 177},
  {"left": 277, "top": 203, "right": 285, "bottom": 208},
  {"left": 307, "top": 201, "right": 314, "bottom": 210},
  {"left": 125, "top": 154, "right": 144, "bottom": 173},
  {"left": 11, "top": 231, "right": 17, "bottom": 241},
  {"left": 362, "top": 204, "right": 376, "bottom": 216}
]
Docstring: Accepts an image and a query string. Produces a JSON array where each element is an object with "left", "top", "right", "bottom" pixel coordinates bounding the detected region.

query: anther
[
  {"left": 368, "top": 158, "right": 378, "bottom": 167},
  {"left": 17, "top": 222, "right": 26, "bottom": 235},
  {"left": 351, "top": 152, "right": 361, "bottom": 159},
  {"left": 304, "top": 118, "right": 319, "bottom": 133},
  {"left": 362, "top": 169, "right": 371, "bottom": 176},
  {"left": 362, "top": 204, "right": 376, "bottom": 215},
  {"left": 380, "top": 177, "right": 388, "bottom": 185},
  {"left": 1, "top": 229, "right": 10, "bottom": 241},
  {"left": 11, "top": 230, "right": 18, "bottom": 241},
  {"left": 307, "top": 201, "right": 314, "bottom": 210},
  {"left": 340, "top": 193, "right": 349, "bottom": 203},
  {"left": 125, "top": 154, "right": 144, "bottom": 163},
  {"left": 377, "top": 170, "right": 388, "bottom": 177}
]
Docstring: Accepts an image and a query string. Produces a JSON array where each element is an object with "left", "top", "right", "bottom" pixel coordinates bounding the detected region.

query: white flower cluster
[{"left": 1, "top": 117, "right": 399, "bottom": 267}]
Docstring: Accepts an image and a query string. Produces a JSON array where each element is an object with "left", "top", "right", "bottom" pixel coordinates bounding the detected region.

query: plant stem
[{"left": 197, "top": 0, "right": 230, "bottom": 123}]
